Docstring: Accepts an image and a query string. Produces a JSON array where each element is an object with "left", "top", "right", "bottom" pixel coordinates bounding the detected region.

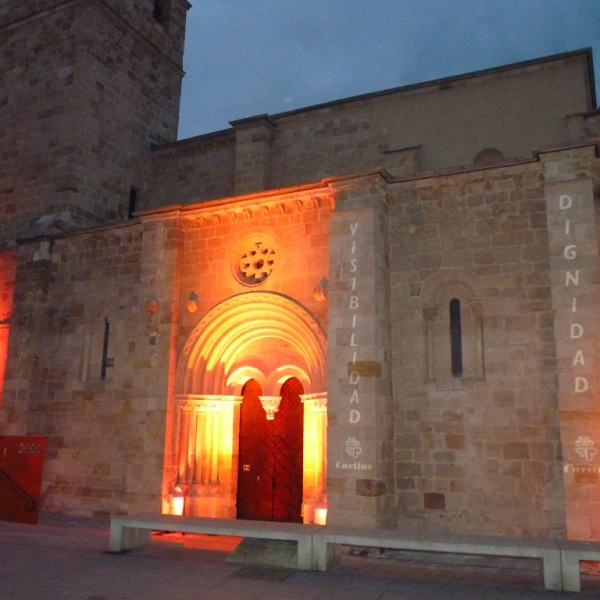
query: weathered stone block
[
  {"left": 503, "top": 442, "right": 530, "bottom": 460},
  {"left": 445, "top": 435, "right": 465, "bottom": 450},
  {"left": 395, "top": 433, "right": 422, "bottom": 449},
  {"left": 423, "top": 492, "right": 445, "bottom": 510},
  {"left": 493, "top": 390, "right": 515, "bottom": 407},
  {"left": 347, "top": 361, "right": 381, "bottom": 377},
  {"left": 395, "top": 462, "right": 422, "bottom": 477},
  {"left": 356, "top": 479, "right": 386, "bottom": 497},
  {"left": 327, "top": 477, "right": 347, "bottom": 494}
]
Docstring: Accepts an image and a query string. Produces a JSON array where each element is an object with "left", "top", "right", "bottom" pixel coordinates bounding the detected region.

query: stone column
[
  {"left": 210, "top": 404, "right": 221, "bottom": 483},
  {"left": 315, "top": 400, "right": 328, "bottom": 500},
  {"left": 542, "top": 145, "right": 600, "bottom": 540},
  {"left": 326, "top": 172, "right": 395, "bottom": 528},
  {"left": 193, "top": 404, "right": 206, "bottom": 483},
  {"left": 231, "top": 115, "right": 276, "bottom": 195}
]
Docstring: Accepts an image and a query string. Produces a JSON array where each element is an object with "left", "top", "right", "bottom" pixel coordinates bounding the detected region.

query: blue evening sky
[{"left": 177, "top": 0, "right": 600, "bottom": 139}]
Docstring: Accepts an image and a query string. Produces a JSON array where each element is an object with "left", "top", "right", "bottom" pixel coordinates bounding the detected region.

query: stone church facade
[{"left": 2, "top": 0, "right": 600, "bottom": 540}]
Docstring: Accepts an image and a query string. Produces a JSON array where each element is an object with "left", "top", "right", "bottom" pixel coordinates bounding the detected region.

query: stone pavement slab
[{"left": 1, "top": 514, "right": 599, "bottom": 600}]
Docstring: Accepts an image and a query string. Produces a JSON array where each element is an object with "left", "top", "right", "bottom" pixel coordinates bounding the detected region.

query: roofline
[
  {"left": 169, "top": 48, "right": 596, "bottom": 148},
  {"left": 585, "top": 47, "right": 597, "bottom": 109},
  {"left": 267, "top": 48, "right": 597, "bottom": 121},
  {"left": 152, "top": 126, "right": 234, "bottom": 152}
]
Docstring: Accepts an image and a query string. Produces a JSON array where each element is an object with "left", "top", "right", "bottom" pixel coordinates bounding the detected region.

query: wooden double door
[{"left": 236, "top": 378, "right": 304, "bottom": 523}]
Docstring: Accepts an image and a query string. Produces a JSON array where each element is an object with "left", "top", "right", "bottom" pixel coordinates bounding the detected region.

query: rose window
[{"left": 237, "top": 241, "right": 276, "bottom": 285}]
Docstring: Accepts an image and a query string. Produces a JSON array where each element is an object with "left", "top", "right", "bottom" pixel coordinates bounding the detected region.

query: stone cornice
[{"left": 137, "top": 182, "right": 336, "bottom": 230}]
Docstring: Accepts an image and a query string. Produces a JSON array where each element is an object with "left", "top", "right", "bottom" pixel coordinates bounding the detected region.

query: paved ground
[{"left": 1, "top": 514, "right": 600, "bottom": 600}]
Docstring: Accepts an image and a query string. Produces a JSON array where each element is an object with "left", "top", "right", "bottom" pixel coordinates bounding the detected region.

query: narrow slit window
[
  {"left": 100, "top": 317, "right": 110, "bottom": 380},
  {"left": 449, "top": 299, "right": 463, "bottom": 377},
  {"left": 128, "top": 187, "right": 137, "bottom": 219}
]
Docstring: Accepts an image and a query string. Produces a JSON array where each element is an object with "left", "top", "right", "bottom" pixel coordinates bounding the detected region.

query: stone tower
[{"left": 0, "top": 0, "right": 190, "bottom": 245}]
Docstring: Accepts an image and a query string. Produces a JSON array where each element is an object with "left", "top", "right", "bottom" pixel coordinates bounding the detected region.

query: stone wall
[
  {"left": 388, "top": 163, "right": 566, "bottom": 537},
  {"left": 0, "top": 0, "right": 188, "bottom": 64},
  {"left": 0, "top": 218, "right": 182, "bottom": 518},
  {"left": 147, "top": 132, "right": 236, "bottom": 209},
  {"left": 171, "top": 188, "right": 333, "bottom": 517},
  {"left": 0, "top": 0, "right": 187, "bottom": 244},
  {"left": 141, "top": 50, "right": 594, "bottom": 215},
  {"left": 1, "top": 2, "right": 599, "bottom": 536},
  {"left": 177, "top": 191, "right": 332, "bottom": 335},
  {"left": 0, "top": 183, "right": 334, "bottom": 518},
  {"left": 269, "top": 52, "right": 591, "bottom": 186},
  {"left": 266, "top": 53, "right": 590, "bottom": 188}
]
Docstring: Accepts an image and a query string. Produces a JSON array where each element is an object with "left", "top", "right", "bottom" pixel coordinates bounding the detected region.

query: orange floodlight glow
[
  {"left": 314, "top": 507, "right": 327, "bottom": 525},
  {"left": 0, "top": 251, "right": 16, "bottom": 406},
  {"left": 178, "top": 293, "right": 327, "bottom": 397},
  {"left": 170, "top": 292, "right": 328, "bottom": 519},
  {"left": 170, "top": 485, "right": 186, "bottom": 516}
]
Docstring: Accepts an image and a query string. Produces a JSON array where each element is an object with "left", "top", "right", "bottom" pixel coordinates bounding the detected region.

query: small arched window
[
  {"left": 449, "top": 299, "right": 463, "bottom": 377},
  {"left": 473, "top": 147, "right": 504, "bottom": 166},
  {"left": 423, "top": 284, "right": 484, "bottom": 384}
]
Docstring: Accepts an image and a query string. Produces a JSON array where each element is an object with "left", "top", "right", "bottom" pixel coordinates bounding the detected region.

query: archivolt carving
[
  {"left": 226, "top": 366, "right": 267, "bottom": 395},
  {"left": 177, "top": 292, "right": 328, "bottom": 396},
  {"left": 264, "top": 365, "right": 312, "bottom": 396}
]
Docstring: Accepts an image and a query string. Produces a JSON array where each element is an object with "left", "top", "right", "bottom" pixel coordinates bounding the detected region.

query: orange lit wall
[
  {"left": 0, "top": 251, "right": 16, "bottom": 403},
  {"left": 164, "top": 185, "right": 333, "bottom": 519}
]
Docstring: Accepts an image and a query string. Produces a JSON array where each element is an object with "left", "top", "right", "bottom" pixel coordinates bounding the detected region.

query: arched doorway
[
  {"left": 169, "top": 292, "right": 327, "bottom": 522},
  {"left": 237, "top": 378, "right": 304, "bottom": 522}
]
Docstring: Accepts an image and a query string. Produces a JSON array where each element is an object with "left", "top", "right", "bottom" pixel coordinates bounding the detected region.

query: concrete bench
[
  {"left": 558, "top": 540, "right": 600, "bottom": 592},
  {"left": 108, "top": 512, "right": 322, "bottom": 570},
  {"left": 311, "top": 526, "right": 563, "bottom": 591}
]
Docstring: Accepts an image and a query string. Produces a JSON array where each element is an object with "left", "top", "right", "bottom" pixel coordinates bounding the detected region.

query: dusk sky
[{"left": 177, "top": 0, "right": 600, "bottom": 140}]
